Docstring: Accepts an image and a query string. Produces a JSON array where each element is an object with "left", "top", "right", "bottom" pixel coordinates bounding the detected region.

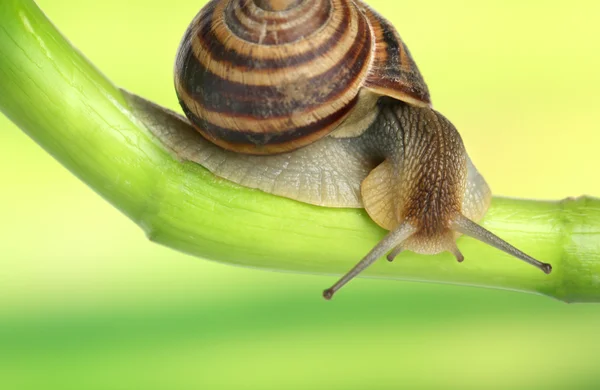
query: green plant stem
[{"left": 1, "top": 0, "right": 599, "bottom": 303}]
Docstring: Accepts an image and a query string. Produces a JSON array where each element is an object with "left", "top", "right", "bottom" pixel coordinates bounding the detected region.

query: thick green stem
[{"left": 1, "top": 0, "right": 599, "bottom": 302}]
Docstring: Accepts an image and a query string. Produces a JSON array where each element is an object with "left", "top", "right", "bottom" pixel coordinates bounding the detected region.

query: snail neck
[{"left": 361, "top": 101, "right": 468, "bottom": 254}]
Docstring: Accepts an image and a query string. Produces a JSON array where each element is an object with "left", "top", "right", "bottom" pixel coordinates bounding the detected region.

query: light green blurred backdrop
[{"left": 1, "top": 0, "right": 600, "bottom": 389}]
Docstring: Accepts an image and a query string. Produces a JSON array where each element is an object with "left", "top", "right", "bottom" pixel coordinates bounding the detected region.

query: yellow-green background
[{"left": 1, "top": 0, "right": 600, "bottom": 389}]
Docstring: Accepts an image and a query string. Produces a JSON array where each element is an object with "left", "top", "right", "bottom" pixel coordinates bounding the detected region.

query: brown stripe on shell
[
  {"left": 227, "top": 0, "right": 331, "bottom": 45},
  {"left": 189, "top": 1, "right": 350, "bottom": 85},
  {"left": 238, "top": 0, "right": 317, "bottom": 24},
  {"left": 175, "top": 7, "right": 371, "bottom": 133},
  {"left": 178, "top": 92, "right": 359, "bottom": 154},
  {"left": 175, "top": 0, "right": 375, "bottom": 153},
  {"left": 357, "top": 1, "right": 431, "bottom": 106},
  {"left": 254, "top": 0, "right": 303, "bottom": 12},
  {"left": 204, "top": 0, "right": 344, "bottom": 59},
  {"left": 232, "top": 0, "right": 319, "bottom": 31}
]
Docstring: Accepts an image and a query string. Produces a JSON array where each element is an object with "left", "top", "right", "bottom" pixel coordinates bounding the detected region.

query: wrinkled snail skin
[{"left": 124, "top": 0, "right": 553, "bottom": 299}]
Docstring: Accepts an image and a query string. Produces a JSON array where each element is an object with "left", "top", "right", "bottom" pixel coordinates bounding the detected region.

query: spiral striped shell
[{"left": 175, "top": 0, "right": 430, "bottom": 154}]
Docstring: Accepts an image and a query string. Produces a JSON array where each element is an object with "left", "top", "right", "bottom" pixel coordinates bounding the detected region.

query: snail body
[{"left": 125, "top": 0, "right": 552, "bottom": 298}]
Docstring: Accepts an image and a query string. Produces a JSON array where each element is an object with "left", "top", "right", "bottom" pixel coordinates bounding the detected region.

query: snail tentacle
[
  {"left": 386, "top": 244, "right": 403, "bottom": 262},
  {"left": 451, "top": 215, "right": 552, "bottom": 274},
  {"left": 323, "top": 222, "right": 417, "bottom": 300}
]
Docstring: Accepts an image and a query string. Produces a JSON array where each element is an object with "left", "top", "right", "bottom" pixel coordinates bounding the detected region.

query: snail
[{"left": 123, "top": 0, "right": 552, "bottom": 299}]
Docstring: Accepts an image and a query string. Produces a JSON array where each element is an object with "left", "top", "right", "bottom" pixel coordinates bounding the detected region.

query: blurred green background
[{"left": 1, "top": 0, "right": 600, "bottom": 389}]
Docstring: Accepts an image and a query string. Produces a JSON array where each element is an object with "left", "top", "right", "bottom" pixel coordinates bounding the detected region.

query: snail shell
[{"left": 174, "top": 0, "right": 430, "bottom": 154}]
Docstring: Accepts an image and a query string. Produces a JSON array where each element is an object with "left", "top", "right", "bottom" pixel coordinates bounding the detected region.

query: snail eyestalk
[
  {"left": 323, "top": 223, "right": 416, "bottom": 300},
  {"left": 451, "top": 215, "right": 552, "bottom": 274},
  {"left": 450, "top": 245, "right": 465, "bottom": 263},
  {"left": 386, "top": 245, "right": 404, "bottom": 262}
]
